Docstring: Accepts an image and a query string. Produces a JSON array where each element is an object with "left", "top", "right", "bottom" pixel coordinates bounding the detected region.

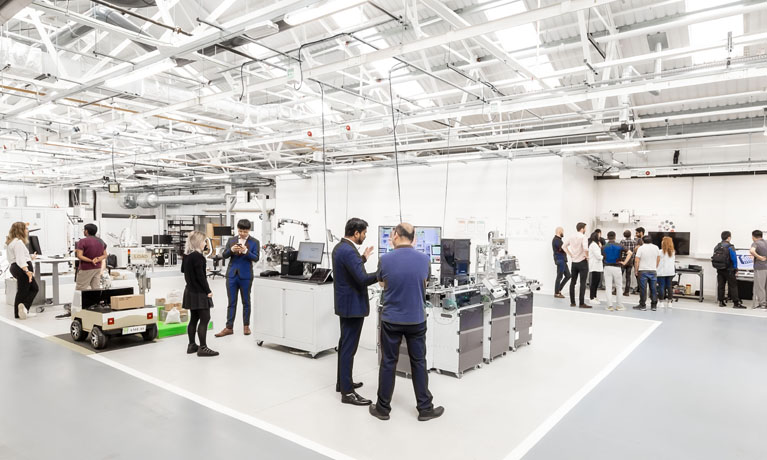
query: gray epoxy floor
[
  {"left": 0, "top": 321, "right": 328, "bottom": 460},
  {"left": 524, "top": 297, "right": 767, "bottom": 460}
]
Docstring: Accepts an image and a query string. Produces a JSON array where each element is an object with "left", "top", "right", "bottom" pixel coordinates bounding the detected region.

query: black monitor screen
[
  {"left": 213, "top": 226, "right": 232, "bottom": 236},
  {"left": 297, "top": 242, "right": 324, "bottom": 264},
  {"left": 141, "top": 236, "right": 152, "bottom": 245},
  {"left": 157, "top": 235, "right": 172, "bottom": 245},
  {"left": 27, "top": 235, "right": 42, "bottom": 256},
  {"left": 649, "top": 232, "right": 690, "bottom": 256}
]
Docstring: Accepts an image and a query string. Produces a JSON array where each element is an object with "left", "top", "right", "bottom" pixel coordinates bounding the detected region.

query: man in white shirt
[
  {"left": 633, "top": 235, "right": 661, "bottom": 311},
  {"left": 563, "top": 222, "right": 590, "bottom": 308}
]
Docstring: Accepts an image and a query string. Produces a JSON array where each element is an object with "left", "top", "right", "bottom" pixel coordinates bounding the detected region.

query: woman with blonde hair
[
  {"left": 5, "top": 222, "right": 39, "bottom": 319},
  {"left": 181, "top": 231, "right": 218, "bottom": 357},
  {"left": 656, "top": 236, "right": 676, "bottom": 308}
]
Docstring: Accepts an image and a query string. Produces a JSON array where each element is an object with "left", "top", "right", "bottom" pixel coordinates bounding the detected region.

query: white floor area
[{"left": 2, "top": 270, "right": 662, "bottom": 460}]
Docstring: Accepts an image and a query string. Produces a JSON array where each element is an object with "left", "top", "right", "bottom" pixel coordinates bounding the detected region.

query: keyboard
[{"left": 281, "top": 274, "right": 310, "bottom": 280}]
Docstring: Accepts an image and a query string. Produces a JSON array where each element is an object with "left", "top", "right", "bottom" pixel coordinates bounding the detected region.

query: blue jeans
[
  {"left": 657, "top": 276, "right": 673, "bottom": 301},
  {"left": 639, "top": 271, "right": 658, "bottom": 307},
  {"left": 554, "top": 258, "right": 571, "bottom": 294}
]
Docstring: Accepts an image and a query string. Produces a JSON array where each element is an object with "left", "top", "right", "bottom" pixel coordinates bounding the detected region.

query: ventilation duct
[
  {"left": 119, "top": 194, "right": 139, "bottom": 209},
  {"left": 106, "top": 0, "right": 156, "bottom": 6},
  {"left": 136, "top": 193, "right": 226, "bottom": 208}
]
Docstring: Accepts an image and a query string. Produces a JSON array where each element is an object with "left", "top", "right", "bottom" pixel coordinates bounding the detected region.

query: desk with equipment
[
  {"left": 735, "top": 249, "right": 755, "bottom": 303},
  {"left": 253, "top": 241, "right": 336, "bottom": 358},
  {"left": 674, "top": 266, "right": 704, "bottom": 302}
]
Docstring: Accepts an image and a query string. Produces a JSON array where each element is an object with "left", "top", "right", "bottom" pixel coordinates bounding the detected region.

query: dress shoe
[
  {"left": 335, "top": 382, "right": 363, "bottom": 392},
  {"left": 214, "top": 327, "right": 233, "bottom": 338},
  {"left": 733, "top": 303, "right": 746, "bottom": 309},
  {"left": 243, "top": 325, "right": 251, "bottom": 335},
  {"left": 341, "top": 391, "right": 371, "bottom": 406},
  {"left": 369, "top": 404, "right": 390, "bottom": 420},
  {"left": 197, "top": 346, "right": 219, "bottom": 357},
  {"left": 578, "top": 304, "right": 591, "bottom": 309},
  {"left": 570, "top": 303, "right": 576, "bottom": 307},
  {"left": 623, "top": 292, "right": 630, "bottom": 297},
  {"left": 718, "top": 301, "right": 727, "bottom": 308},
  {"left": 554, "top": 293, "right": 565, "bottom": 299},
  {"left": 418, "top": 406, "right": 445, "bottom": 422}
]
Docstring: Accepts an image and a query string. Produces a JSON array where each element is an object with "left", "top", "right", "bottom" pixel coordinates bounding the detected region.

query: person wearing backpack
[{"left": 712, "top": 231, "right": 743, "bottom": 309}]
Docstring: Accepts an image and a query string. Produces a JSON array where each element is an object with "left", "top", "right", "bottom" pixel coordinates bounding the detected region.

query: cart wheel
[
  {"left": 90, "top": 326, "right": 108, "bottom": 350},
  {"left": 527, "top": 341, "right": 531, "bottom": 345},
  {"left": 511, "top": 347, "right": 517, "bottom": 352},
  {"left": 456, "top": 373, "right": 463, "bottom": 379},
  {"left": 502, "top": 352, "right": 507, "bottom": 356},
  {"left": 142, "top": 324, "right": 158, "bottom": 342},
  {"left": 256, "top": 341, "right": 264, "bottom": 346},
  {"left": 37, "top": 306, "right": 45, "bottom": 313},
  {"left": 311, "top": 353, "right": 318, "bottom": 359},
  {"left": 70, "top": 319, "right": 86, "bottom": 342}
]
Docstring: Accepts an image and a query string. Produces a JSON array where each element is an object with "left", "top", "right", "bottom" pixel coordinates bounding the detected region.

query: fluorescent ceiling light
[
  {"left": 104, "top": 58, "right": 176, "bottom": 88},
  {"left": 260, "top": 169, "right": 292, "bottom": 176},
  {"left": 275, "top": 173, "right": 302, "bottom": 180},
  {"left": 331, "top": 163, "right": 374, "bottom": 170},
  {"left": 426, "top": 154, "right": 482, "bottom": 163},
  {"left": 560, "top": 141, "right": 641, "bottom": 153},
  {"left": 245, "top": 21, "right": 279, "bottom": 39},
  {"left": 202, "top": 174, "right": 230, "bottom": 181},
  {"left": 284, "top": 0, "right": 367, "bottom": 26}
]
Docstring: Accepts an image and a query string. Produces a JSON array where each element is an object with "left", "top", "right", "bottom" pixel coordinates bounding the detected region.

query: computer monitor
[
  {"left": 735, "top": 249, "right": 753, "bottom": 270},
  {"left": 297, "top": 242, "right": 324, "bottom": 264},
  {"left": 141, "top": 236, "right": 152, "bottom": 245},
  {"left": 414, "top": 226, "right": 441, "bottom": 263},
  {"left": 649, "top": 232, "right": 690, "bottom": 256},
  {"left": 27, "top": 235, "right": 42, "bottom": 256},
  {"left": 378, "top": 226, "right": 395, "bottom": 257},
  {"left": 213, "top": 226, "right": 232, "bottom": 237}
]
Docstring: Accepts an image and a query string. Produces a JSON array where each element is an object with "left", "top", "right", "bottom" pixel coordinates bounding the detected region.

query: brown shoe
[
  {"left": 243, "top": 326, "right": 251, "bottom": 336},
  {"left": 215, "top": 327, "right": 233, "bottom": 338},
  {"left": 579, "top": 304, "right": 592, "bottom": 309},
  {"left": 554, "top": 293, "right": 565, "bottom": 299},
  {"left": 570, "top": 303, "right": 576, "bottom": 307}
]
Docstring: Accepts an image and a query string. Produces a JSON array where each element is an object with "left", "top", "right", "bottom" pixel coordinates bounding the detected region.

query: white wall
[
  {"left": 275, "top": 157, "right": 598, "bottom": 294},
  {"left": 596, "top": 175, "right": 767, "bottom": 296},
  {"left": 0, "top": 184, "right": 68, "bottom": 208}
]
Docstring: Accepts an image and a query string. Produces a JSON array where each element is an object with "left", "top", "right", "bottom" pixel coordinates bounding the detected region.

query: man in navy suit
[
  {"left": 332, "top": 218, "right": 377, "bottom": 406},
  {"left": 215, "top": 219, "right": 260, "bottom": 337}
]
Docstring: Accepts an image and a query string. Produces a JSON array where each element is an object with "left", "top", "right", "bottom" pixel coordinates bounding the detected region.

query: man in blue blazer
[
  {"left": 332, "top": 218, "right": 377, "bottom": 406},
  {"left": 215, "top": 219, "right": 260, "bottom": 337}
]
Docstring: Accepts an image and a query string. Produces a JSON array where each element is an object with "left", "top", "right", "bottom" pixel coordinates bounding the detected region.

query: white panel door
[
  {"left": 253, "top": 284, "right": 284, "bottom": 338},
  {"left": 284, "top": 290, "right": 315, "bottom": 345}
]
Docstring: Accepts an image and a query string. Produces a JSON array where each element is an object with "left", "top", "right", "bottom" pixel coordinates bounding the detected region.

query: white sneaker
[
  {"left": 615, "top": 305, "right": 626, "bottom": 311},
  {"left": 17, "top": 304, "right": 27, "bottom": 320},
  {"left": 606, "top": 305, "right": 615, "bottom": 311},
  {"left": 26, "top": 309, "right": 37, "bottom": 318},
  {"left": 667, "top": 301, "right": 672, "bottom": 309}
]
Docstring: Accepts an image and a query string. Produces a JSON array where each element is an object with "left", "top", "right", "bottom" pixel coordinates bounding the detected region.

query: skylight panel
[
  {"left": 687, "top": 15, "right": 743, "bottom": 64},
  {"left": 484, "top": 1, "right": 540, "bottom": 52},
  {"left": 331, "top": 6, "right": 366, "bottom": 29}
]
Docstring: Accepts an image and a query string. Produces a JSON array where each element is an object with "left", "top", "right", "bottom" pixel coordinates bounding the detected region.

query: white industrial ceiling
[{"left": 0, "top": 0, "right": 765, "bottom": 190}]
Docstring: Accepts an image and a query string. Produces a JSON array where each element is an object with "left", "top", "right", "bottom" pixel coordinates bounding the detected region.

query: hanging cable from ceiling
[
  {"left": 319, "top": 82, "right": 330, "bottom": 258},
  {"left": 388, "top": 64, "right": 406, "bottom": 223}
]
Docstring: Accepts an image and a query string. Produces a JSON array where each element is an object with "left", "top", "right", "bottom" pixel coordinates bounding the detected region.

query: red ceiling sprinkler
[
  {"left": 307, "top": 130, "right": 312, "bottom": 137},
  {"left": 34, "top": 136, "right": 39, "bottom": 142}
]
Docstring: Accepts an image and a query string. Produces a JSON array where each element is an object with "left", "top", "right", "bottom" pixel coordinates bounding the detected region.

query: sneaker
[
  {"left": 417, "top": 406, "right": 445, "bottom": 422},
  {"left": 187, "top": 343, "right": 199, "bottom": 354},
  {"left": 733, "top": 303, "right": 747, "bottom": 309},
  {"left": 615, "top": 305, "right": 626, "bottom": 311},
  {"left": 197, "top": 346, "right": 219, "bottom": 357},
  {"left": 651, "top": 306, "right": 657, "bottom": 311},
  {"left": 570, "top": 303, "right": 576, "bottom": 307},
  {"left": 633, "top": 305, "right": 647, "bottom": 311},
  {"left": 369, "top": 404, "right": 390, "bottom": 421},
  {"left": 26, "top": 309, "right": 37, "bottom": 318},
  {"left": 17, "top": 304, "right": 27, "bottom": 320},
  {"left": 606, "top": 306, "right": 615, "bottom": 311},
  {"left": 718, "top": 301, "right": 727, "bottom": 308}
]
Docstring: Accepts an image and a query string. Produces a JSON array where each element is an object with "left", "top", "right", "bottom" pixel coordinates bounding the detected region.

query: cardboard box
[
  {"left": 155, "top": 297, "right": 166, "bottom": 306},
  {"left": 110, "top": 294, "right": 146, "bottom": 310},
  {"left": 164, "top": 302, "right": 183, "bottom": 311}
]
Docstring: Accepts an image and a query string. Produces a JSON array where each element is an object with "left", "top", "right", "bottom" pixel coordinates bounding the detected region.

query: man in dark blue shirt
[
  {"left": 332, "top": 218, "right": 377, "bottom": 405},
  {"left": 369, "top": 223, "right": 444, "bottom": 422},
  {"left": 715, "top": 231, "right": 743, "bottom": 308},
  {"left": 552, "top": 227, "right": 570, "bottom": 298}
]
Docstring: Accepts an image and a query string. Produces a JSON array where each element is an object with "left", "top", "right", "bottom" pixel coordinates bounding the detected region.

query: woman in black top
[{"left": 182, "top": 231, "right": 218, "bottom": 357}]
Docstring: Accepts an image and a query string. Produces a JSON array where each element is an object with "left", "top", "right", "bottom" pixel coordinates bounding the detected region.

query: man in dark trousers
[
  {"left": 369, "top": 223, "right": 444, "bottom": 422},
  {"left": 552, "top": 227, "right": 570, "bottom": 298},
  {"left": 332, "top": 218, "right": 377, "bottom": 406},
  {"left": 215, "top": 219, "right": 260, "bottom": 337},
  {"left": 714, "top": 230, "right": 743, "bottom": 309}
]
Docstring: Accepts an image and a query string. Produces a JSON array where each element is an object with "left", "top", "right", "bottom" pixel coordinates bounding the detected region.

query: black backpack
[{"left": 711, "top": 242, "right": 730, "bottom": 270}]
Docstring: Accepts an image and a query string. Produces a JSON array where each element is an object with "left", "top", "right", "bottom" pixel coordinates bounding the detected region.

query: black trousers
[
  {"left": 337, "top": 317, "right": 364, "bottom": 394},
  {"left": 589, "top": 272, "right": 602, "bottom": 300},
  {"left": 569, "top": 260, "right": 588, "bottom": 305},
  {"left": 377, "top": 321, "right": 433, "bottom": 414},
  {"left": 717, "top": 269, "right": 739, "bottom": 303},
  {"left": 188, "top": 308, "right": 211, "bottom": 347},
  {"left": 554, "top": 258, "right": 571, "bottom": 294},
  {"left": 10, "top": 263, "right": 39, "bottom": 318},
  {"left": 622, "top": 265, "right": 633, "bottom": 294}
]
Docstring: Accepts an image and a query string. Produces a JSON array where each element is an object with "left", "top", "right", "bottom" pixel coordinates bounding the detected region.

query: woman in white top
[
  {"left": 656, "top": 236, "right": 676, "bottom": 308},
  {"left": 5, "top": 222, "right": 39, "bottom": 319},
  {"left": 588, "top": 230, "right": 604, "bottom": 306}
]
